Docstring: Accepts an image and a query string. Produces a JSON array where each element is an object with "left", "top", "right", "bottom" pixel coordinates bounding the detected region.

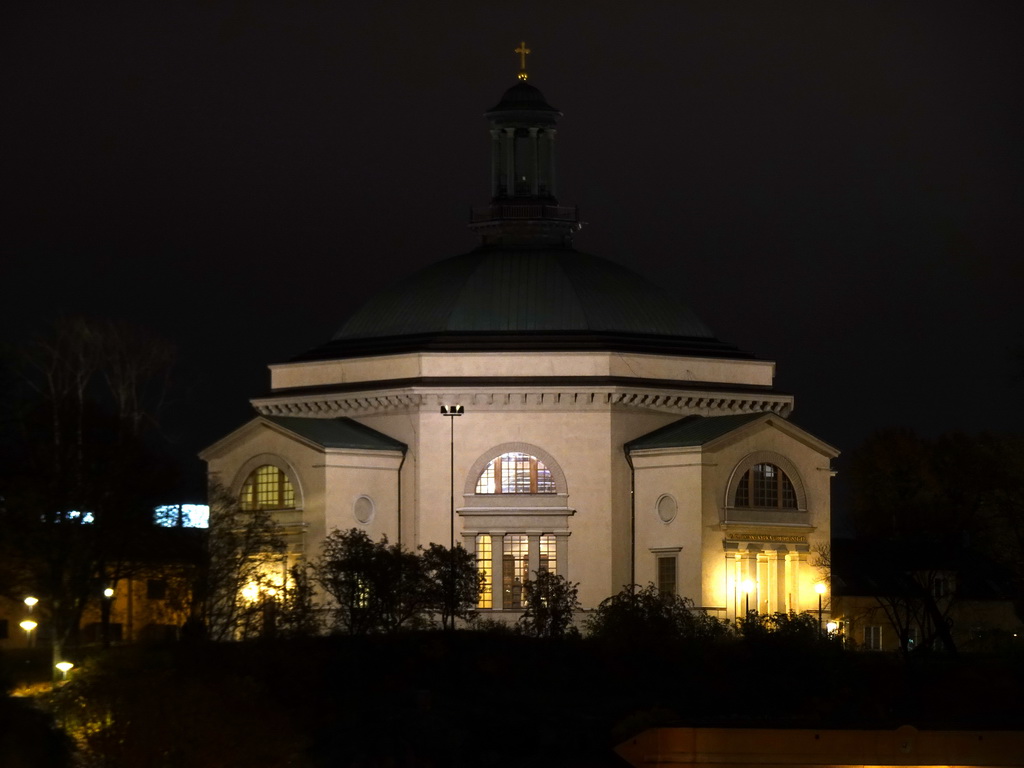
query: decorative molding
[
  {"left": 463, "top": 441, "right": 569, "bottom": 496},
  {"left": 252, "top": 386, "right": 793, "bottom": 418},
  {"left": 230, "top": 453, "right": 305, "bottom": 508},
  {"left": 723, "top": 450, "right": 809, "bottom": 512}
]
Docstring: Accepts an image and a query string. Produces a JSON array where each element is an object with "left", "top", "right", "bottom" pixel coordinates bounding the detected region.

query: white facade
[
  {"left": 202, "top": 348, "right": 836, "bottom": 616},
  {"left": 201, "top": 76, "right": 838, "bottom": 618}
]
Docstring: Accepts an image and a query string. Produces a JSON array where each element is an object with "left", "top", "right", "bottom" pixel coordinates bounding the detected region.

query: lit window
[
  {"left": 475, "top": 452, "right": 555, "bottom": 494},
  {"left": 864, "top": 625, "right": 882, "bottom": 651},
  {"left": 539, "top": 534, "right": 556, "bottom": 574},
  {"left": 473, "top": 534, "right": 561, "bottom": 610},
  {"left": 476, "top": 534, "right": 493, "bottom": 609},
  {"left": 239, "top": 465, "right": 296, "bottom": 511},
  {"left": 502, "top": 535, "right": 529, "bottom": 609},
  {"left": 734, "top": 463, "right": 797, "bottom": 509}
]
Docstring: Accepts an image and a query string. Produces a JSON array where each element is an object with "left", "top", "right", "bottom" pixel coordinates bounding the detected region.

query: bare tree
[
  {"left": 181, "top": 483, "right": 286, "bottom": 641},
  {"left": 0, "top": 317, "right": 178, "bottom": 665}
]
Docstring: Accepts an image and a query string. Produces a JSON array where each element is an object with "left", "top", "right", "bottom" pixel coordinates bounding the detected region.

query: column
[
  {"left": 529, "top": 127, "right": 539, "bottom": 196},
  {"left": 554, "top": 532, "right": 570, "bottom": 579},
  {"left": 528, "top": 534, "right": 541, "bottom": 578},
  {"left": 492, "top": 533, "right": 505, "bottom": 611},
  {"left": 546, "top": 130, "right": 557, "bottom": 198},
  {"left": 788, "top": 552, "right": 804, "bottom": 612},
  {"left": 490, "top": 129, "right": 503, "bottom": 197},
  {"left": 503, "top": 128, "right": 515, "bottom": 198},
  {"left": 765, "top": 550, "right": 784, "bottom": 614},
  {"left": 756, "top": 553, "right": 769, "bottom": 614}
]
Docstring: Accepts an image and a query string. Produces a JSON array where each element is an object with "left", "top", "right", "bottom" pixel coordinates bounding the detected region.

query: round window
[
  {"left": 353, "top": 496, "right": 375, "bottom": 524},
  {"left": 656, "top": 494, "right": 677, "bottom": 524}
]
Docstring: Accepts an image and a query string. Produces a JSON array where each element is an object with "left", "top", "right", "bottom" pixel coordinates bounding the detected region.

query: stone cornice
[{"left": 251, "top": 384, "right": 794, "bottom": 418}]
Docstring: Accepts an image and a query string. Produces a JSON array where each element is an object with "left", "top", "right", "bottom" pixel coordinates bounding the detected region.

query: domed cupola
[
  {"left": 289, "top": 46, "right": 752, "bottom": 365},
  {"left": 470, "top": 42, "right": 581, "bottom": 248}
]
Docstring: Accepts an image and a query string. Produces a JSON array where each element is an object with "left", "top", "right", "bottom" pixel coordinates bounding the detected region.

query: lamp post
[
  {"left": 815, "top": 582, "right": 827, "bottom": 630},
  {"left": 19, "top": 619, "right": 37, "bottom": 648},
  {"left": 24, "top": 596, "right": 38, "bottom": 614},
  {"left": 440, "top": 405, "right": 464, "bottom": 549},
  {"left": 740, "top": 579, "right": 755, "bottom": 618},
  {"left": 55, "top": 661, "right": 74, "bottom": 682},
  {"left": 101, "top": 586, "right": 115, "bottom": 648}
]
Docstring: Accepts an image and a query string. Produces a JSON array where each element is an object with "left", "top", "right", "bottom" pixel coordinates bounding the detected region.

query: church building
[{"left": 201, "top": 55, "right": 838, "bottom": 622}]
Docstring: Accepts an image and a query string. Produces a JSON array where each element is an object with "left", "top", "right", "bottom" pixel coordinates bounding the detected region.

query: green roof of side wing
[
  {"left": 625, "top": 413, "right": 768, "bottom": 452},
  {"left": 265, "top": 416, "right": 407, "bottom": 452}
]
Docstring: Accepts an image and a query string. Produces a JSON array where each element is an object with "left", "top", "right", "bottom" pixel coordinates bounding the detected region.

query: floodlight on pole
[{"left": 440, "top": 405, "right": 464, "bottom": 549}]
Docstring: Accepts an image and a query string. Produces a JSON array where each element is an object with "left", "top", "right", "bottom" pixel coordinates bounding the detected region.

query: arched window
[
  {"left": 734, "top": 463, "right": 797, "bottom": 509},
  {"left": 239, "top": 465, "right": 296, "bottom": 511},
  {"left": 475, "top": 452, "right": 555, "bottom": 494}
]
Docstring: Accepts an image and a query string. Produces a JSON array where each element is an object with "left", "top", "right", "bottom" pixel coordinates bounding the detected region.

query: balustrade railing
[{"left": 470, "top": 204, "right": 579, "bottom": 223}]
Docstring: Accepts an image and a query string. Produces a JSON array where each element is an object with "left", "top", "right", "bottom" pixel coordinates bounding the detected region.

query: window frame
[
  {"left": 649, "top": 546, "right": 682, "bottom": 597},
  {"left": 475, "top": 451, "right": 556, "bottom": 495},
  {"left": 734, "top": 463, "right": 798, "bottom": 509},
  {"left": 725, "top": 452, "right": 807, "bottom": 512},
  {"left": 233, "top": 457, "right": 302, "bottom": 514},
  {"left": 864, "top": 625, "right": 882, "bottom": 651}
]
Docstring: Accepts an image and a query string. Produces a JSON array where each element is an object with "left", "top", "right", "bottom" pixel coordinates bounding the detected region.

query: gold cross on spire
[{"left": 515, "top": 41, "right": 531, "bottom": 80}]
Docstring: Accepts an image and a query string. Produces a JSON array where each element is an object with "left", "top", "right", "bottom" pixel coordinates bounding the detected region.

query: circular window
[
  {"left": 353, "top": 496, "right": 375, "bottom": 524},
  {"left": 656, "top": 494, "right": 677, "bottom": 524}
]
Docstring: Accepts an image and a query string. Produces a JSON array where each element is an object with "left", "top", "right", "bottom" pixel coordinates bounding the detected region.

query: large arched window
[
  {"left": 734, "top": 463, "right": 797, "bottom": 509},
  {"left": 475, "top": 451, "right": 555, "bottom": 494},
  {"left": 239, "top": 465, "right": 296, "bottom": 511}
]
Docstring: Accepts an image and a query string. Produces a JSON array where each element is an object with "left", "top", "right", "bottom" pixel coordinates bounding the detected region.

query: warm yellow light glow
[
  {"left": 103, "top": 587, "right": 115, "bottom": 598},
  {"left": 20, "top": 620, "right": 37, "bottom": 632},
  {"left": 476, "top": 534, "right": 492, "bottom": 608},
  {"left": 815, "top": 582, "right": 827, "bottom": 595},
  {"left": 241, "top": 582, "right": 260, "bottom": 602},
  {"left": 24, "top": 596, "right": 38, "bottom": 608},
  {"left": 240, "top": 566, "right": 287, "bottom": 604},
  {"left": 826, "top": 621, "right": 838, "bottom": 633},
  {"left": 55, "top": 661, "right": 74, "bottom": 673},
  {"left": 741, "top": 579, "right": 755, "bottom": 594}
]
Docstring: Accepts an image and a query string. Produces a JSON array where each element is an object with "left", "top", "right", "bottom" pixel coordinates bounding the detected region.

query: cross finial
[{"left": 515, "top": 40, "right": 531, "bottom": 80}]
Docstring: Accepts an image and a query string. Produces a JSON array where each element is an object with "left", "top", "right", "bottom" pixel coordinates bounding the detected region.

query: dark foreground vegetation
[{"left": 3, "top": 626, "right": 1024, "bottom": 768}]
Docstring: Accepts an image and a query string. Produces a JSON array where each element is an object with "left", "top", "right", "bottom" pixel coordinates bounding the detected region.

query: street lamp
[
  {"left": 24, "top": 596, "right": 38, "bottom": 613},
  {"left": 19, "top": 619, "right": 37, "bottom": 647},
  {"left": 55, "top": 661, "right": 74, "bottom": 681},
  {"left": 740, "top": 579, "right": 755, "bottom": 617},
  {"left": 815, "top": 582, "right": 827, "bottom": 629},
  {"left": 826, "top": 621, "right": 838, "bottom": 635},
  {"left": 440, "top": 405, "right": 464, "bottom": 549},
  {"left": 103, "top": 587, "right": 115, "bottom": 599}
]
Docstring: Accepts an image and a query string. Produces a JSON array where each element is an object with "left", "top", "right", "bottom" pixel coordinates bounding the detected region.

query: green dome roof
[
  {"left": 287, "top": 78, "right": 751, "bottom": 365},
  {"left": 291, "top": 247, "right": 749, "bottom": 362},
  {"left": 486, "top": 82, "right": 560, "bottom": 118}
]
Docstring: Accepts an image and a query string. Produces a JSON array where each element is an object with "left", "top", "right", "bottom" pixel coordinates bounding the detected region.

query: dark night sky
[{"left": 3, "top": 3, "right": 1022, "bottom": 515}]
